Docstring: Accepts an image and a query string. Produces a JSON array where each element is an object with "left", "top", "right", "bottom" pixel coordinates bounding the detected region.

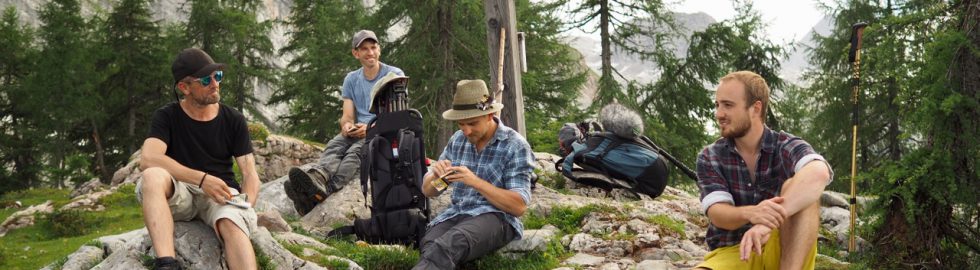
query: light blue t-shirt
[{"left": 341, "top": 63, "right": 404, "bottom": 124}]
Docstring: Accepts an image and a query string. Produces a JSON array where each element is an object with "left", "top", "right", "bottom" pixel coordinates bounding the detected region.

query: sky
[{"left": 672, "top": 0, "right": 830, "bottom": 42}]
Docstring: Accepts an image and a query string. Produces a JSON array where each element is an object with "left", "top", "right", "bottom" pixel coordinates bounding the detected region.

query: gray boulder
[
  {"left": 256, "top": 177, "right": 300, "bottom": 218},
  {"left": 85, "top": 221, "right": 327, "bottom": 270}
]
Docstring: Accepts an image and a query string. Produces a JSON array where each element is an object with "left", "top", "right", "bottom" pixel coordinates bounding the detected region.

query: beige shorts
[{"left": 136, "top": 177, "right": 258, "bottom": 239}]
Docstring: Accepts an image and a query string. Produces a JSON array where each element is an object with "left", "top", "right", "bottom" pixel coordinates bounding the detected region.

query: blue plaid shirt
[
  {"left": 429, "top": 118, "right": 534, "bottom": 239},
  {"left": 696, "top": 127, "right": 832, "bottom": 250}
]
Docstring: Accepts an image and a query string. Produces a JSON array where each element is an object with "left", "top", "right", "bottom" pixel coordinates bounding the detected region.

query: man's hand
[
  {"left": 443, "top": 165, "right": 479, "bottom": 186},
  {"left": 744, "top": 197, "right": 787, "bottom": 229},
  {"left": 739, "top": 224, "right": 772, "bottom": 261},
  {"left": 201, "top": 174, "right": 232, "bottom": 205},
  {"left": 344, "top": 123, "right": 367, "bottom": 139}
]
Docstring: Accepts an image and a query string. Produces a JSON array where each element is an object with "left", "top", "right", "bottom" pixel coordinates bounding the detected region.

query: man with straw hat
[{"left": 413, "top": 80, "right": 534, "bottom": 269}]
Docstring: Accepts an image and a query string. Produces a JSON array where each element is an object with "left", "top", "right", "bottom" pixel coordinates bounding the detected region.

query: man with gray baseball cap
[
  {"left": 284, "top": 29, "right": 405, "bottom": 215},
  {"left": 413, "top": 79, "right": 534, "bottom": 269}
]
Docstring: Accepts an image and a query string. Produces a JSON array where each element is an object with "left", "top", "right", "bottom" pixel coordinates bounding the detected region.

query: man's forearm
[
  {"left": 706, "top": 203, "right": 752, "bottom": 230},
  {"left": 420, "top": 172, "right": 441, "bottom": 198},
  {"left": 779, "top": 161, "right": 830, "bottom": 216},
  {"left": 469, "top": 180, "right": 527, "bottom": 217}
]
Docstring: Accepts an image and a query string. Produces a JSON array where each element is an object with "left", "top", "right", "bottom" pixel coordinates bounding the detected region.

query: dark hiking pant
[{"left": 413, "top": 212, "right": 517, "bottom": 270}]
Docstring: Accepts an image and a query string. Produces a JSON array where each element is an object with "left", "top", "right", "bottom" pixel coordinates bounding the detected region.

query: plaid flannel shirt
[
  {"left": 696, "top": 127, "right": 832, "bottom": 250},
  {"left": 429, "top": 118, "right": 534, "bottom": 239}
]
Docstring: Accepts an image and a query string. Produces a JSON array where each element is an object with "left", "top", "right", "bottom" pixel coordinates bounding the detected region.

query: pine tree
[
  {"left": 518, "top": 0, "right": 589, "bottom": 152},
  {"left": 801, "top": 0, "right": 979, "bottom": 266},
  {"left": 371, "top": 0, "right": 490, "bottom": 154},
  {"left": 26, "top": 0, "right": 105, "bottom": 187},
  {"left": 560, "top": 0, "right": 678, "bottom": 107},
  {"left": 0, "top": 7, "right": 39, "bottom": 193},
  {"left": 186, "top": 0, "right": 276, "bottom": 125}
]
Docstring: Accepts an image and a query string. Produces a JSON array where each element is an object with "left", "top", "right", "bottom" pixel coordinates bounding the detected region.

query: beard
[
  {"left": 189, "top": 90, "right": 220, "bottom": 105},
  {"left": 721, "top": 116, "right": 751, "bottom": 139}
]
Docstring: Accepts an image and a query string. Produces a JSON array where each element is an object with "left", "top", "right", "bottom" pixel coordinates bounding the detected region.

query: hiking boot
[
  {"left": 154, "top": 256, "right": 182, "bottom": 270},
  {"left": 285, "top": 165, "right": 330, "bottom": 215}
]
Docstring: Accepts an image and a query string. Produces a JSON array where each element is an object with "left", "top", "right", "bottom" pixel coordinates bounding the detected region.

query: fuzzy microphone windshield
[{"left": 600, "top": 103, "right": 644, "bottom": 139}]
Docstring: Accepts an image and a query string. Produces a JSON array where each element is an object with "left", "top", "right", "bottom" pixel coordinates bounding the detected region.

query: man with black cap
[
  {"left": 285, "top": 29, "right": 404, "bottom": 215},
  {"left": 413, "top": 79, "right": 534, "bottom": 269},
  {"left": 138, "top": 48, "right": 260, "bottom": 270}
]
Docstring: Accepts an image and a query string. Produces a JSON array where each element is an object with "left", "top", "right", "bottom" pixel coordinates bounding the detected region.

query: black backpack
[{"left": 330, "top": 74, "right": 430, "bottom": 247}]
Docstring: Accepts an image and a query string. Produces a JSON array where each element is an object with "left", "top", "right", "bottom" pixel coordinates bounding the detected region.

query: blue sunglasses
[{"left": 192, "top": 70, "right": 223, "bottom": 86}]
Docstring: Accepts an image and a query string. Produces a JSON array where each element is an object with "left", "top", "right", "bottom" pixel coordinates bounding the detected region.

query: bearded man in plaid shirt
[
  {"left": 695, "top": 71, "right": 834, "bottom": 270},
  {"left": 412, "top": 79, "right": 534, "bottom": 270}
]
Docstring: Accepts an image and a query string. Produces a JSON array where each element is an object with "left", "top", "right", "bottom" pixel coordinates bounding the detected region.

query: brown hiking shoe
[{"left": 285, "top": 164, "right": 331, "bottom": 215}]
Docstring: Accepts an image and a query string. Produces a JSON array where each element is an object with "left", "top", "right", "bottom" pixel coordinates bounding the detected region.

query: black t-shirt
[{"left": 147, "top": 102, "right": 254, "bottom": 191}]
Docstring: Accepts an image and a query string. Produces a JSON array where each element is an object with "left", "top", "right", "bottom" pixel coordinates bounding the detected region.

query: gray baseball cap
[{"left": 351, "top": 30, "right": 379, "bottom": 49}]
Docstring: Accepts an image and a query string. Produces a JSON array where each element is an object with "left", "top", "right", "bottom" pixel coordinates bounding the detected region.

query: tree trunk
[
  {"left": 91, "top": 119, "right": 110, "bottom": 184},
  {"left": 886, "top": 77, "right": 901, "bottom": 161},
  {"left": 434, "top": 0, "right": 456, "bottom": 155},
  {"left": 127, "top": 76, "right": 137, "bottom": 154},
  {"left": 598, "top": 0, "right": 612, "bottom": 104}
]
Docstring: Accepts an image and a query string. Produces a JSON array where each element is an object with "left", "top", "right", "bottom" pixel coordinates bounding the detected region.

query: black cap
[{"left": 171, "top": 48, "right": 225, "bottom": 85}]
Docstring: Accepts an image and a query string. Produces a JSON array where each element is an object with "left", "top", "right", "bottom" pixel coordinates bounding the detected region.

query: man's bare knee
[
  {"left": 215, "top": 218, "right": 245, "bottom": 238},
  {"left": 141, "top": 167, "right": 173, "bottom": 196}
]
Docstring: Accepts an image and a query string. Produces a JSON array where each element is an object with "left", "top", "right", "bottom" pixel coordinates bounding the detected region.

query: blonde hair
[{"left": 721, "top": 71, "right": 770, "bottom": 121}]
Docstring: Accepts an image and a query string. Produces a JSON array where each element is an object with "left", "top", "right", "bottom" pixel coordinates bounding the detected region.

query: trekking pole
[
  {"left": 638, "top": 136, "right": 697, "bottom": 181},
  {"left": 494, "top": 28, "right": 506, "bottom": 102},
  {"left": 847, "top": 22, "right": 868, "bottom": 253}
]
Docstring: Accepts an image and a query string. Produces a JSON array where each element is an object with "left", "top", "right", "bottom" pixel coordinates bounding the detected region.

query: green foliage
[
  {"left": 252, "top": 239, "right": 278, "bottom": 270},
  {"left": 186, "top": 0, "right": 277, "bottom": 126},
  {"left": 645, "top": 214, "right": 685, "bottom": 239},
  {"left": 801, "top": 0, "right": 980, "bottom": 267},
  {"left": 0, "top": 188, "right": 143, "bottom": 269},
  {"left": 463, "top": 236, "right": 569, "bottom": 270},
  {"left": 523, "top": 204, "right": 616, "bottom": 235},
  {"left": 561, "top": 0, "right": 679, "bottom": 106},
  {"left": 99, "top": 184, "right": 138, "bottom": 208},
  {"left": 534, "top": 170, "right": 568, "bottom": 193},
  {"left": 248, "top": 122, "right": 271, "bottom": 142},
  {"left": 271, "top": 0, "right": 365, "bottom": 142},
  {"left": 320, "top": 237, "right": 419, "bottom": 270},
  {"left": 40, "top": 209, "right": 101, "bottom": 238}
]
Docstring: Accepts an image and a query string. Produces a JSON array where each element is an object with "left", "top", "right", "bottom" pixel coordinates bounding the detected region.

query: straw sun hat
[{"left": 441, "top": 79, "right": 503, "bottom": 121}]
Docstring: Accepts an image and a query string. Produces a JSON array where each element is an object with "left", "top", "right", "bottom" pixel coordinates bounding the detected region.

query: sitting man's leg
[
  {"left": 217, "top": 218, "right": 257, "bottom": 270},
  {"left": 328, "top": 138, "right": 365, "bottom": 190},
  {"left": 285, "top": 134, "right": 355, "bottom": 214},
  {"left": 694, "top": 178, "right": 820, "bottom": 270},
  {"left": 138, "top": 167, "right": 197, "bottom": 269},
  {"left": 778, "top": 177, "right": 820, "bottom": 270},
  {"left": 413, "top": 213, "right": 516, "bottom": 270},
  {"left": 207, "top": 196, "right": 259, "bottom": 270}
]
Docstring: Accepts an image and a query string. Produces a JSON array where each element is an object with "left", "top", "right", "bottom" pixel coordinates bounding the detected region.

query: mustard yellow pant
[{"left": 695, "top": 229, "right": 817, "bottom": 270}]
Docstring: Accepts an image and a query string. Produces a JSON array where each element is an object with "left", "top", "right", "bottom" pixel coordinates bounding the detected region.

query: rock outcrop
[{"left": 42, "top": 136, "right": 857, "bottom": 269}]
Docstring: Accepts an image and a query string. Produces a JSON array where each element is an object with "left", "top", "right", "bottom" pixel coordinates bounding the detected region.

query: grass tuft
[{"left": 646, "top": 214, "right": 686, "bottom": 238}]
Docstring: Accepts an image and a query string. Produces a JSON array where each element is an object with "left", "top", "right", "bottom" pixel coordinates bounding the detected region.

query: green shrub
[
  {"left": 252, "top": 239, "right": 277, "bottom": 270},
  {"left": 99, "top": 184, "right": 137, "bottom": 208},
  {"left": 464, "top": 236, "right": 570, "bottom": 270},
  {"left": 40, "top": 209, "right": 101, "bottom": 238},
  {"left": 535, "top": 170, "right": 567, "bottom": 192},
  {"left": 646, "top": 214, "right": 685, "bottom": 238},
  {"left": 320, "top": 237, "right": 419, "bottom": 270},
  {"left": 248, "top": 122, "right": 270, "bottom": 142},
  {"left": 524, "top": 204, "right": 617, "bottom": 235}
]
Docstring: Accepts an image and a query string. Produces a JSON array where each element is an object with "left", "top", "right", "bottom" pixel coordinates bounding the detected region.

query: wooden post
[{"left": 484, "top": 0, "right": 526, "bottom": 136}]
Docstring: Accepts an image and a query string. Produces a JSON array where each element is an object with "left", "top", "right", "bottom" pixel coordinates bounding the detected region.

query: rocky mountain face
[{"left": 2, "top": 134, "right": 860, "bottom": 269}]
